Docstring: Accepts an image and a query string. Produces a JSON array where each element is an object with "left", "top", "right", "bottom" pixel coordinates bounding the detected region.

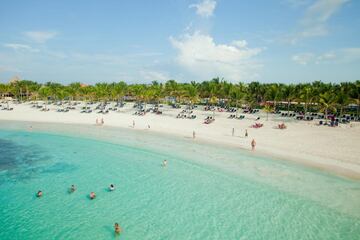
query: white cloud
[
  {"left": 170, "top": 32, "right": 262, "bottom": 82},
  {"left": 292, "top": 48, "right": 360, "bottom": 65},
  {"left": 316, "top": 52, "right": 336, "bottom": 63},
  {"left": 189, "top": 0, "right": 216, "bottom": 17},
  {"left": 232, "top": 40, "right": 248, "bottom": 48},
  {"left": 24, "top": 31, "right": 58, "bottom": 43},
  {"left": 292, "top": 53, "right": 315, "bottom": 65},
  {"left": 4, "top": 43, "right": 39, "bottom": 52},
  {"left": 289, "top": 0, "right": 349, "bottom": 43},
  {"left": 140, "top": 70, "right": 170, "bottom": 82},
  {"left": 338, "top": 48, "right": 360, "bottom": 62}
]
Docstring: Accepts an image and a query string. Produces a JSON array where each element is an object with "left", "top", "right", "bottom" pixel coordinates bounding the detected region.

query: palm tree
[
  {"left": 38, "top": 86, "right": 51, "bottom": 109},
  {"left": 114, "top": 81, "right": 127, "bottom": 103},
  {"left": 336, "top": 91, "right": 350, "bottom": 117},
  {"left": 319, "top": 92, "right": 337, "bottom": 123},
  {"left": 265, "top": 83, "right": 281, "bottom": 111},
  {"left": 349, "top": 81, "right": 360, "bottom": 118},
  {"left": 94, "top": 83, "right": 109, "bottom": 101},
  {"left": 0, "top": 83, "right": 7, "bottom": 98},
  {"left": 282, "top": 84, "right": 296, "bottom": 116},
  {"left": 68, "top": 82, "right": 81, "bottom": 101},
  {"left": 264, "top": 104, "right": 273, "bottom": 121},
  {"left": 299, "top": 85, "right": 316, "bottom": 116}
]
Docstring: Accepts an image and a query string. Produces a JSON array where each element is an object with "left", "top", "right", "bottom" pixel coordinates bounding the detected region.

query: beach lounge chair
[{"left": 252, "top": 122, "right": 263, "bottom": 128}]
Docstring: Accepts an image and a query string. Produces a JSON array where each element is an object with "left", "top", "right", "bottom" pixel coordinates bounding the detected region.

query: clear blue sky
[{"left": 0, "top": 0, "right": 359, "bottom": 84}]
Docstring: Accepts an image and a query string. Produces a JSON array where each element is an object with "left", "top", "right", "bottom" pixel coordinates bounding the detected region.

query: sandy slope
[{"left": 1, "top": 101, "right": 360, "bottom": 179}]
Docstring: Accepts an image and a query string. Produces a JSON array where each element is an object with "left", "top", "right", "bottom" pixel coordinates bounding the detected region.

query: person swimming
[
  {"left": 37, "top": 190, "right": 43, "bottom": 198},
  {"left": 114, "top": 223, "right": 122, "bottom": 234},
  {"left": 162, "top": 159, "right": 168, "bottom": 167},
  {"left": 109, "top": 184, "right": 115, "bottom": 191},
  {"left": 70, "top": 184, "right": 76, "bottom": 193},
  {"left": 90, "top": 192, "right": 96, "bottom": 199}
]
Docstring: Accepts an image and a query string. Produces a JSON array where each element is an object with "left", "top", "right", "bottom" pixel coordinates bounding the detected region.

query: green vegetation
[{"left": 1, "top": 78, "right": 359, "bottom": 116}]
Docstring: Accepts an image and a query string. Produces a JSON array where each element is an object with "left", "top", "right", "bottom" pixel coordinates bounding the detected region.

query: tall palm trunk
[
  {"left": 235, "top": 100, "right": 238, "bottom": 118},
  {"left": 273, "top": 100, "right": 277, "bottom": 112},
  {"left": 287, "top": 100, "right": 291, "bottom": 116},
  {"left": 324, "top": 108, "right": 328, "bottom": 123},
  {"left": 340, "top": 106, "right": 343, "bottom": 117}
]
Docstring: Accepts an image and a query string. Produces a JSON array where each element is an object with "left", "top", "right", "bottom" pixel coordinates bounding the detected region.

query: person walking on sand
[
  {"left": 232, "top": 128, "right": 235, "bottom": 137},
  {"left": 245, "top": 129, "right": 248, "bottom": 138},
  {"left": 251, "top": 139, "right": 256, "bottom": 151},
  {"left": 132, "top": 120, "right": 135, "bottom": 128},
  {"left": 101, "top": 118, "right": 104, "bottom": 125},
  {"left": 193, "top": 130, "right": 196, "bottom": 139}
]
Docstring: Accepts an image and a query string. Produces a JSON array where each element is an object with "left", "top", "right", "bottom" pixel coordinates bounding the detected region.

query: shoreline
[{"left": 1, "top": 102, "right": 360, "bottom": 180}]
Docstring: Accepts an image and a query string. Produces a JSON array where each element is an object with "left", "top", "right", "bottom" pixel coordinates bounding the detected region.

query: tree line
[{"left": 0, "top": 78, "right": 359, "bottom": 116}]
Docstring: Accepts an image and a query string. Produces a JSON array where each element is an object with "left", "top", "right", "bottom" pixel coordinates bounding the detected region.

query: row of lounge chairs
[
  {"left": 0, "top": 103, "right": 13, "bottom": 110},
  {"left": 57, "top": 108, "right": 69, "bottom": 112},
  {"left": 98, "top": 109, "right": 109, "bottom": 114},
  {"left": 147, "top": 107, "right": 162, "bottom": 114},
  {"left": 279, "top": 111, "right": 359, "bottom": 123},
  {"left": 226, "top": 107, "right": 237, "bottom": 112},
  {"left": 296, "top": 115, "right": 314, "bottom": 121},
  {"left": 228, "top": 114, "right": 245, "bottom": 119},
  {"left": 80, "top": 109, "right": 92, "bottom": 113},
  {"left": 177, "top": 113, "right": 196, "bottom": 119},
  {"left": 1, "top": 107, "right": 13, "bottom": 111},
  {"left": 171, "top": 104, "right": 181, "bottom": 109},
  {"left": 204, "top": 116, "right": 215, "bottom": 124},
  {"left": 319, "top": 120, "right": 339, "bottom": 127},
  {"left": 185, "top": 105, "right": 197, "bottom": 110},
  {"left": 134, "top": 110, "right": 146, "bottom": 116},
  {"left": 177, "top": 109, "right": 196, "bottom": 119},
  {"left": 281, "top": 112, "right": 296, "bottom": 117},
  {"left": 243, "top": 109, "right": 260, "bottom": 114}
]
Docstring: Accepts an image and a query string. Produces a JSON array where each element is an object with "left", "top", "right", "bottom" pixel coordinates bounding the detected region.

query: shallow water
[{"left": 0, "top": 121, "right": 359, "bottom": 239}]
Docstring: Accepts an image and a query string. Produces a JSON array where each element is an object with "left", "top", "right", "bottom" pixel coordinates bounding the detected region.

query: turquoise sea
[{"left": 0, "top": 121, "right": 359, "bottom": 240}]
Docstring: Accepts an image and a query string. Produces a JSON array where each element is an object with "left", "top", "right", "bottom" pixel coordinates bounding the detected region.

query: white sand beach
[{"left": 1, "top": 101, "right": 360, "bottom": 179}]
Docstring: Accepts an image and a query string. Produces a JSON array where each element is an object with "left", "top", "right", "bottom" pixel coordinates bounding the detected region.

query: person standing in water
[
  {"left": 251, "top": 139, "right": 256, "bottom": 151},
  {"left": 114, "top": 223, "right": 122, "bottom": 234},
  {"left": 37, "top": 190, "right": 43, "bottom": 197},
  {"left": 90, "top": 192, "right": 96, "bottom": 199},
  {"left": 162, "top": 159, "right": 168, "bottom": 167}
]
